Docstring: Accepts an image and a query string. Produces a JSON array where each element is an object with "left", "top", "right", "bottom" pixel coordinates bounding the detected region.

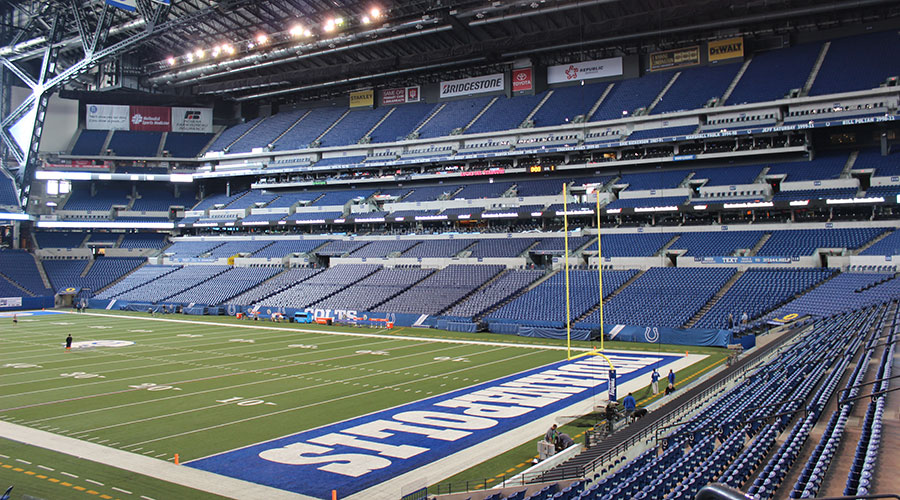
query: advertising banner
[
  {"left": 0, "top": 297, "right": 23, "bottom": 308},
  {"left": 129, "top": 105, "right": 171, "bottom": 131},
  {"left": 708, "top": 37, "right": 744, "bottom": 62},
  {"left": 547, "top": 57, "right": 623, "bottom": 84},
  {"left": 694, "top": 256, "right": 797, "bottom": 265},
  {"left": 439, "top": 73, "right": 505, "bottom": 98},
  {"left": 349, "top": 89, "right": 374, "bottom": 108},
  {"left": 171, "top": 107, "right": 213, "bottom": 133},
  {"left": 382, "top": 86, "right": 420, "bottom": 105},
  {"left": 86, "top": 104, "right": 129, "bottom": 130},
  {"left": 511, "top": 68, "right": 533, "bottom": 92},
  {"left": 650, "top": 46, "right": 700, "bottom": 71}
]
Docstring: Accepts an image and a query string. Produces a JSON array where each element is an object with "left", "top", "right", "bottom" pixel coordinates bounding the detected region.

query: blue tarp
[
  {"left": 518, "top": 326, "right": 592, "bottom": 340},
  {"left": 603, "top": 324, "right": 732, "bottom": 347}
]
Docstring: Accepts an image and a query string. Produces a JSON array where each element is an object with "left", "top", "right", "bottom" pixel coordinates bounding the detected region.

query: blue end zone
[
  {"left": 188, "top": 351, "right": 684, "bottom": 498},
  {"left": 0, "top": 310, "right": 66, "bottom": 317}
]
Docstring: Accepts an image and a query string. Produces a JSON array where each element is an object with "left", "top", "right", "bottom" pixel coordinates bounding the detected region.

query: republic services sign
[{"left": 547, "top": 57, "right": 623, "bottom": 84}]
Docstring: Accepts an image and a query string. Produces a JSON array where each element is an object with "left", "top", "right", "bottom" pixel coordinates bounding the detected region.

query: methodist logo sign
[
  {"left": 439, "top": 73, "right": 505, "bottom": 98},
  {"left": 547, "top": 57, "right": 623, "bottom": 84},
  {"left": 188, "top": 351, "right": 680, "bottom": 498}
]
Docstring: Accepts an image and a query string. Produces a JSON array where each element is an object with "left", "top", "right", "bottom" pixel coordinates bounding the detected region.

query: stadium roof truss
[{"left": 0, "top": 0, "right": 898, "bottom": 204}]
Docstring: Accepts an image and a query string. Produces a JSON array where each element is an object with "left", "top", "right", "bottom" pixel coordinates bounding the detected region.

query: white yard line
[
  {"left": 21, "top": 339, "right": 471, "bottom": 424},
  {"left": 80, "top": 344, "right": 523, "bottom": 438},
  {"left": 0, "top": 421, "right": 313, "bottom": 499},
  {"left": 68, "top": 311, "right": 594, "bottom": 352}
]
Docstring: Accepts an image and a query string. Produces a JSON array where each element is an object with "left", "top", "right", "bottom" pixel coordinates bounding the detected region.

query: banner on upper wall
[
  {"left": 439, "top": 73, "right": 505, "bottom": 99},
  {"left": 86, "top": 104, "right": 130, "bottom": 131},
  {"left": 349, "top": 89, "right": 374, "bottom": 108},
  {"left": 547, "top": 57, "right": 623, "bottom": 84},
  {"left": 87, "top": 104, "right": 212, "bottom": 132},
  {"left": 606, "top": 324, "right": 732, "bottom": 347},
  {"left": 650, "top": 46, "right": 700, "bottom": 71},
  {"left": 381, "top": 86, "right": 420, "bottom": 105},
  {"left": 512, "top": 68, "right": 533, "bottom": 92},
  {"left": 171, "top": 107, "right": 213, "bottom": 133},
  {"left": 129, "top": 105, "right": 171, "bottom": 131},
  {"left": 708, "top": 36, "right": 744, "bottom": 62}
]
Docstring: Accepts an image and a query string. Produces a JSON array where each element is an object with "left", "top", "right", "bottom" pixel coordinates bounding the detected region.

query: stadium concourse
[{"left": 1, "top": 0, "right": 900, "bottom": 498}]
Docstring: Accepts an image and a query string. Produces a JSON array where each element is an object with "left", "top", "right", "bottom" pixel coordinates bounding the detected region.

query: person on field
[
  {"left": 651, "top": 368, "right": 660, "bottom": 395},
  {"left": 65, "top": 334, "right": 73, "bottom": 350}
]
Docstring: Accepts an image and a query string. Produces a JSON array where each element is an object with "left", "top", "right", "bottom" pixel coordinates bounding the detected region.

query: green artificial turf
[{"left": 0, "top": 310, "right": 726, "bottom": 497}]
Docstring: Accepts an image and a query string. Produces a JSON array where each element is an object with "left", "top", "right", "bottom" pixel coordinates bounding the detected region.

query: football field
[{"left": 0, "top": 310, "right": 711, "bottom": 499}]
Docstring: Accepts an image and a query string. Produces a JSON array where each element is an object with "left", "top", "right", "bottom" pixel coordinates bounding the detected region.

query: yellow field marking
[
  {"left": 61, "top": 481, "right": 72, "bottom": 486},
  {"left": 36, "top": 474, "right": 47, "bottom": 479},
  {"left": 100, "top": 495, "right": 113, "bottom": 499},
  {"left": 87, "top": 489, "right": 100, "bottom": 494},
  {"left": 12, "top": 467, "right": 23, "bottom": 471},
  {"left": 48, "top": 477, "right": 60, "bottom": 482},
  {"left": 73, "top": 485, "right": 86, "bottom": 491},
  {"left": 24, "top": 470, "right": 35, "bottom": 475}
]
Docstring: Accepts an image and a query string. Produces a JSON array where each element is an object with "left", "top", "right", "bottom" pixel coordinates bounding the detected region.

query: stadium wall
[{"left": 11, "top": 86, "right": 78, "bottom": 153}]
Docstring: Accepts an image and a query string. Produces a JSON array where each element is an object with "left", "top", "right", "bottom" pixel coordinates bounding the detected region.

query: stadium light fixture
[
  {"left": 256, "top": 34, "right": 268, "bottom": 45},
  {"left": 289, "top": 25, "right": 306, "bottom": 37},
  {"left": 370, "top": 7, "right": 381, "bottom": 18},
  {"left": 194, "top": 49, "right": 204, "bottom": 59},
  {"left": 166, "top": 56, "right": 175, "bottom": 66},
  {"left": 362, "top": 16, "right": 371, "bottom": 24},
  {"left": 323, "top": 19, "right": 335, "bottom": 32}
]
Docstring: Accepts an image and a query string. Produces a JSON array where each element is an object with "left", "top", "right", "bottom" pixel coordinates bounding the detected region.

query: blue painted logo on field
[
  {"left": 0, "top": 310, "right": 65, "bottom": 317},
  {"left": 187, "top": 351, "right": 681, "bottom": 497}
]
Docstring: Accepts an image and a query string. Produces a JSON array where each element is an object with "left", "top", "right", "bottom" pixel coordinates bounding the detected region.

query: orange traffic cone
[{"left": 174, "top": 453, "right": 179, "bottom": 465}]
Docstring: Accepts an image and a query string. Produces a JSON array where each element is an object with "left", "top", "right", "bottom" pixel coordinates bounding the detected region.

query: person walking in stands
[
  {"left": 651, "top": 368, "right": 660, "bottom": 395},
  {"left": 740, "top": 311, "right": 748, "bottom": 326},
  {"left": 623, "top": 392, "right": 636, "bottom": 422},
  {"left": 726, "top": 313, "right": 734, "bottom": 330},
  {"left": 65, "top": 334, "right": 73, "bottom": 351}
]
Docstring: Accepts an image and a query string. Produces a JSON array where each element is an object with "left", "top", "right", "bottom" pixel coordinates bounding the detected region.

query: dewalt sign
[{"left": 708, "top": 37, "right": 743, "bottom": 62}]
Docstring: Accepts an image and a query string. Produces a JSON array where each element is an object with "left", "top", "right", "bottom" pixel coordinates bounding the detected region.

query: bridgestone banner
[
  {"left": 86, "top": 104, "right": 129, "bottom": 131},
  {"left": 86, "top": 104, "right": 212, "bottom": 133},
  {"left": 439, "top": 73, "right": 505, "bottom": 99},
  {"left": 547, "top": 57, "right": 623, "bottom": 84}
]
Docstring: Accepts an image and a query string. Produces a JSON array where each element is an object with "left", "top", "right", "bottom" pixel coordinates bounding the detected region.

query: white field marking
[
  {"left": 112, "top": 487, "right": 132, "bottom": 494},
  {"left": 0, "top": 454, "right": 7, "bottom": 458},
  {"left": 20, "top": 338, "right": 468, "bottom": 424},
  {"left": 126, "top": 346, "right": 545, "bottom": 449},
  {"left": 0, "top": 331, "right": 408, "bottom": 395},
  {"left": 15, "top": 459, "right": 31, "bottom": 464},
  {"left": 68, "top": 341, "right": 490, "bottom": 434},
  {"left": 0, "top": 327, "right": 396, "bottom": 384},
  {"left": 86, "top": 479, "right": 104, "bottom": 486},
  {"left": 37, "top": 465, "right": 53, "bottom": 471},
  {"left": 154, "top": 453, "right": 167, "bottom": 458},
  {"left": 5, "top": 336, "right": 436, "bottom": 412},
  {"left": 61, "top": 471, "right": 78, "bottom": 478},
  {"left": 68, "top": 311, "right": 590, "bottom": 353},
  {"left": 141, "top": 496, "right": 156, "bottom": 500}
]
